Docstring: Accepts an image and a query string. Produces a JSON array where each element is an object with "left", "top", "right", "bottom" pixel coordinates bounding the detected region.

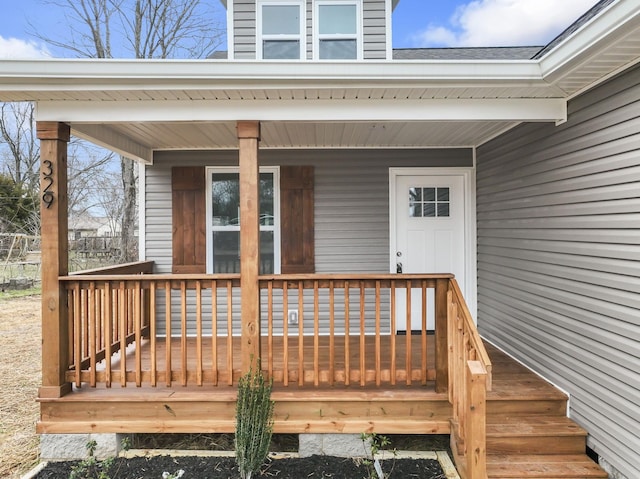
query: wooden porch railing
[
  {"left": 448, "top": 279, "right": 492, "bottom": 479},
  {"left": 259, "top": 274, "right": 451, "bottom": 387},
  {"left": 59, "top": 272, "right": 455, "bottom": 388}
]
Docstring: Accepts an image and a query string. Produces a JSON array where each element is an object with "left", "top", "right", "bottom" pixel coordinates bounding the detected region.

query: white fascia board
[
  {"left": 71, "top": 124, "right": 153, "bottom": 164},
  {"left": 38, "top": 98, "right": 566, "bottom": 123},
  {"left": 540, "top": 0, "right": 640, "bottom": 82},
  {"left": 0, "top": 59, "right": 546, "bottom": 90}
]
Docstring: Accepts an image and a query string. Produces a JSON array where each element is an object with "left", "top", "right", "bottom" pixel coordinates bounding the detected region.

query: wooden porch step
[
  {"left": 487, "top": 454, "right": 608, "bottom": 478},
  {"left": 486, "top": 416, "right": 587, "bottom": 455}
]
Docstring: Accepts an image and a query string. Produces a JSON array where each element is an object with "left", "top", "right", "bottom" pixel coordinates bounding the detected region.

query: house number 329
[{"left": 42, "top": 160, "right": 55, "bottom": 209}]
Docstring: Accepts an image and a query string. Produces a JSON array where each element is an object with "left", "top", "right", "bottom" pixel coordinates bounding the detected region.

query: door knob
[{"left": 396, "top": 262, "right": 403, "bottom": 274}]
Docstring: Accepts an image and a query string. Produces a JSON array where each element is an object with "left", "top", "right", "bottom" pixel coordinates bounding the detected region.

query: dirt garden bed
[{"left": 0, "top": 295, "right": 41, "bottom": 478}]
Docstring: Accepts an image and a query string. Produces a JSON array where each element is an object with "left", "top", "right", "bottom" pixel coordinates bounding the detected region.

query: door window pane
[{"left": 408, "top": 186, "right": 451, "bottom": 218}]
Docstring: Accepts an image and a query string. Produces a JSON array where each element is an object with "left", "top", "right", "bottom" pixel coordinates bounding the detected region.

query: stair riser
[
  {"left": 487, "top": 436, "right": 586, "bottom": 455},
  {"left": 488, "top": 400, "right": 566, "bottom": 416}
]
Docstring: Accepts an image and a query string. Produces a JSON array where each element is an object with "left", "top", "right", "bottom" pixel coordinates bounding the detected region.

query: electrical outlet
[{"left": 287, "top": 309, "right": 299, "bottom": 325}]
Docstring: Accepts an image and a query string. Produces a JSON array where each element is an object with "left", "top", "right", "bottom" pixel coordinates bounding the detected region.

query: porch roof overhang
[{"left": 0, "top": 0, "right": 639, "bottom": 163}]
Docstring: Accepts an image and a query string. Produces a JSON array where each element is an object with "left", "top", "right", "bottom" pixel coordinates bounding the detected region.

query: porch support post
[
  {"left": 237, "top": 120, "right": 261, "bottom": 374},
  {"left": 37, "top": 121, "right": 72, "bottom": 398}
]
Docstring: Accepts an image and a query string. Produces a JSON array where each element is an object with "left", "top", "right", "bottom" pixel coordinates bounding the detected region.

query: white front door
[{"left": 393, "top": 172, "right": 467, "bottom": 331}]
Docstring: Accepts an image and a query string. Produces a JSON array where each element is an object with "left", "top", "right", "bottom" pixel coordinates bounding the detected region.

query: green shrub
[{"left": 235, "top": 360, "right": 274, "bottom": 479}]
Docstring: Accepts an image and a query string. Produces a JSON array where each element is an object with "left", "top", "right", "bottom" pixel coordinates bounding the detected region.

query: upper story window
[
  {"left": 258, "top": 0, "right": 305, "bottom": 60},
  {"left": 315, "top": 0, "right": 361, "bottom": 60}
]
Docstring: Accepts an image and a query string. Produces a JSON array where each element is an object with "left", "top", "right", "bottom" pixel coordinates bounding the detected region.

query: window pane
[
  {"left": 263, "top": 40, "right": 300, "bottom": 59},
  {"left": 319, "top": 4, "right": 357, "bottom": 34},
  {"left": 409, "top": 202, "right": 421, "bottom": 217},
  {"left": 212, "top": 173, "right": 240, "bottom": 225},
  {"left": 213, "top": 231, "right": 240, "bottom": 273},
  {"left": 437, "top": 187, "right": 450, "bottom": 202},
  {"left": 319, "top": 39, "right": 357, "bottom": 59},
  {"left": 259, "top": 173, "right": 274, "bottom": 220},
  {"left": 423, "top": 188, "right": 436, "bottom": 202},
  {"left": 211, "top": 171, "right": 275, "bottom": 273},
  {"left": 409, "top": 187, "right": 422, "bottom": 202},
  {"left": 437, "top": 203, "right": 450, "bottom": 217},
  {"left": 260, "top": 231, "right": 274, "bottom": 274},
  {"left": 423, "top": 203, "right": 436, "bottom": 217},
  {"left": 263, "top": 5, "right": 300, "bottom": 34}
]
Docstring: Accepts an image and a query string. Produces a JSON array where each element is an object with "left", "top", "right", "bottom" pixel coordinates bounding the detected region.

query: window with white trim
[
  {"left": 206, "top": 167, "right": 280, "bottom": 274},
  {"left": 315, "top": 0, "right": 361, "bottom": 60},
  {"left": 257, "top": 0, "right": 305, "bottom": 60}
]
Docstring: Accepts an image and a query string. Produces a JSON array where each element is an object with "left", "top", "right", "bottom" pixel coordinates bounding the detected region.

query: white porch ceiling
[{"left": 77, "top": 120, "right": 520, "bottom": 151}]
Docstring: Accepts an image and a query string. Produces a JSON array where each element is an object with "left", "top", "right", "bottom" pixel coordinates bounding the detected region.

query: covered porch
[{"left": 37, "top": 118, "right": 494, "bottom": 477}]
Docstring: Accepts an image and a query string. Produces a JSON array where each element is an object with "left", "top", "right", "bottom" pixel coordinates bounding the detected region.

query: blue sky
[{"left": 0, "top": 0, "right": 601, "bottom": 58}]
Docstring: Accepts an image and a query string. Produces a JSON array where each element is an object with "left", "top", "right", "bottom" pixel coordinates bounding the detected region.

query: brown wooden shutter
[
  {"left": 280, "top": 166, "right": 314, "bottom": 274},
  {"left": 172, "top": 166, "right": 206, "bottom": 273}
]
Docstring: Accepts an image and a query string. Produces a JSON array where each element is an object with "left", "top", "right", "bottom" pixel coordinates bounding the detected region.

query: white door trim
[{"left": 389, "top": 167, "right": 477, "bottom": 321}]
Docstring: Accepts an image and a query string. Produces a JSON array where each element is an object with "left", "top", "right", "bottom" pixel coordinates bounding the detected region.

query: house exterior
[{"left": 0, "top": 0, "right": 638, "bottom": 478}]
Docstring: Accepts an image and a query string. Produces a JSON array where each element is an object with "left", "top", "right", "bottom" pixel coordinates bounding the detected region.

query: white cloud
[
  {"left": 412, "top": 0, "right": 601, "bottom": 47},
  {"left": 0, "top": 36, "right": 51, "bottom": 59}
]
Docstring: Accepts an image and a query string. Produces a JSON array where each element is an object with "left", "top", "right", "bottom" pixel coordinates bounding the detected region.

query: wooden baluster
[
  {"left": 390, "top": 280, "right": 396, "bottom": 385},
  {"left": 104, "top": 282, "right": 112, "bottom": 388},
  {"left": 165, "top": 281, "right": 172, "bottom": 387},
  {"left": 267, "top": 281, "right": 274, "bottom": 381},
  {"left": 67, "top": 289, "right": 73, "bottom": 372},
  {"left": 82, "top": 288, "right": 89, "bottom": 361},
  {"left": 405, "top": 282, "right": 412, "bottom": 386},
  {"left": 313, "top": 280, "right": 319, "bottom": 386},
  {"left": 180, "top": 281, "right": 187, "bottom": 386},
  {"left": 211, "top": 280, "right": 218, "bottom": 386},
  {"left": 329, "top": 281, "right": 335, "bottom": 386},
  {"left": 375, "top": 280, "right": 381, "bottom": 386},
  {"left": 283, "top": 282, "right": 289, "bottom": 386},
  {"left": 96, "top": 285, "right": 102, "bottom": 356},
  {"left": 298, "top": 282, "right": 304, "bottom": 386},
  {"left": 344, "top": 281, "right": 350, "bottom": 386},
  {"left": 149, "top": 281, "right": 157, "bottom": 387},
  {"left": 421, "top": 280, "right": 428, "bottom": 385},
  {"left": 73, "top": 283, "right": 81, "bottom": 387},
  {"left": 135, "top": 281, "right": 142, "bottom": 387},
  {"left": 89, "top": 282, "right": 97, "bottom": 387},
  {"left": 119, "top": 282, "right": 127, "bottom": 387},
  {"left": 226, "top": 281, "right": 233, "bottom": 386},
  {"left": 359, "top": 281, "right": 366, "bottom": 386},
  {"left": 196, "top": 281, "right": 203, "bottom": 386}
]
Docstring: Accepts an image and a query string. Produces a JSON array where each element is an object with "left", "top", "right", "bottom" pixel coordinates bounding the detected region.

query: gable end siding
[
  {"left": 233, "top": 0, "right": 256, "bottom": 59},
  {"left": 363, "top": 0, "right": 387, "bottom": 59},
  {"left": 476, "top": 64, "right": 640, "bottom": 479}
]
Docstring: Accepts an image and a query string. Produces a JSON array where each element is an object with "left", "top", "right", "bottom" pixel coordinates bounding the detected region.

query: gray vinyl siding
[
  {"left": 476, "top": 65, "right": 640, "bottom": 479},
  {"left": 232, "top": 0, "right": 256, "bottom": 59},
  {"left": 229, "top": 0, "right": 389, "bottom": 60},
  {"left": 145, "top": 148, "right": 471, "bottom": 335},
  {"left": 363, "top": 0, "right": 387, "bottom": 60}
]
